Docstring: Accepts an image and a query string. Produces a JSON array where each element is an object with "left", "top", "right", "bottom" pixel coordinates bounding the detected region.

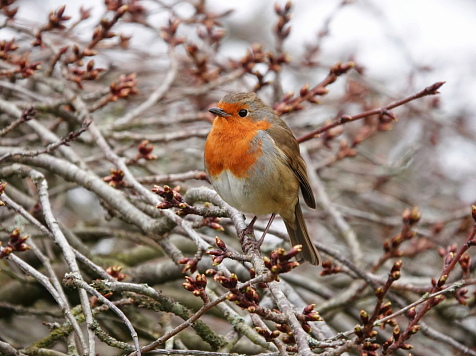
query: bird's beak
[{"left": 208, "top": 107, "right": 230, "bottom": 118}]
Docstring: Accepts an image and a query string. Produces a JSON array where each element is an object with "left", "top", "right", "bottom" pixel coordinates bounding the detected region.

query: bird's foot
[
  {"left": 255, "top": 213, "right": 276, "bottom": 249},
  {"left": 239, "top": 214, "right": 277, "bottom": 254},
  {"left": 239, "top": 216, "right": 257, "bottom": 246}
]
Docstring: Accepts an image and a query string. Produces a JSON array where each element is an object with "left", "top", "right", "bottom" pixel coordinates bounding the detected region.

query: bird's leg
[
  {"left": 255, "top": 213, "right": 276, "bottom": 249},
  {"left": 239, "top": 216, "right": 257, "bottom": 245}
]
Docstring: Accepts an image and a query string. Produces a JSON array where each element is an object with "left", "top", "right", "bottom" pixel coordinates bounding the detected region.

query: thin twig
[
  {"left": 301, "top": 146, "right": 363, "bottom": 267},
  {"left": 1, "top": 193, "right": 87, "bottom": 352},
  {"left": 0, "top": 98, "right": 86, "bottom": 168},
  {"left": 0, "top": 340, "right": 28, "bottom": 356},
  {"left": 136, "top": 170, "right": 208, "bottom": 184},
  {"left": 30, "top": 169, "right": 96, "bottom": 356},
  {"left": 109, "top": 128, "right": 209, "bottom": 143},
  {"left": 297, "top": 81, "right": 445, "bottom": 143},
  {"left": 126, "top": 273, "right": 275, "bottom": 356},
  {"left": 5, "top": 254, "right": 86, "bottom": 352},
  {"left": 65, "top": 273, "right": 142, "bottom": 356},
  {"left": 0, "top": 120, "right": 90, "bottom": 163},
  {"left": 386, "top": 222, "right": 476, "bottom": 354},
  {"left": 112, "top": 47, "right": 178, "bottom": 128},
  {"left": 0, "top": 81, "right": 47, "bottom": 101}
]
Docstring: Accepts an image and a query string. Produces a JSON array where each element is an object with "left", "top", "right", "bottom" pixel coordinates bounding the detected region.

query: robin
[{"left": 205, "top": 92, "right": 321, "bottom": 265}]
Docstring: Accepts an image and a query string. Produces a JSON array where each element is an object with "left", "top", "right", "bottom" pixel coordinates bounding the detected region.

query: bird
[{"left": 204, "top": 92, "right": 321, "bottom": 265}]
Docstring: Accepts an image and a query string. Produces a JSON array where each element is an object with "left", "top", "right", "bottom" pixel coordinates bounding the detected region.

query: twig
[
  {"left": 0, "top": 152, "right": 170, "bottom": 236},
  {"left": 135, "top": 239, "right": 273, "bottom": 352},
  {"left": 274, "top": 62, "right": 354, "bottom": 116},
  {"left": 186, "top": 187, "right": 316, "bottom": 355},
  {"left": 72, "top": 248, "right": 116, "bottom": 282},
  {"left": 377, "top": 281, "right": 467, "bottom": 326},
  {"left": 419, "top": 320, "right": 476, "bottom": 356},
  {"left": 5, "top": 254, "right": 86, "bottom": 353},
  {"left": 335, "top": 204, "right": 469, "bottom": 227},
  {"left": 100, "top": 280, "right": 227, "bottom": 350},
  {"left": 87, "top": 93, "right": 115, "bottom": 112},
  {"left": 46, "top": 45, "right": 69, "bottom": 77},
  {"left": 0, "top": 81, "right": 47, "bottom": 102},
  {"left": 35, "top": 78, "right": 215, "bottom": 265},
  {"left": 270, "top": 1, "right": 292, "bottom": 102},
  {"left": 0, "top": 120, "right": 90, "bottom": 163},
  {"left": 171, "top": 68, "right": 245, "bottom": 98},
  {"left": 21, "top": 300, "right": 134, "bottom": 354},
  {"left": 109, "top": 128, "right": 210, "bottom": 143},
  {"left": 126, "top": 273, "right": 275, "bottom": 356},
  {"left": 252, "top": 314, "right": 289, "bottom": 356},
  {"left": 0, "top": 106, "right": 35, "bottom": 137},
  {"left": 136, "top": 170, "right": 208, "bottom": 184},
  {"left": 108, "top": 112, "right": 210, "bottom": 131},
  {"left": 326, "top": 279, "right": 472, "bottom": 349},
  {"left": 297, "top": 81, "right": 445, "bottom": 144},
  {"left": 159, "top": 313, "right": 174, "bottom": 350},
  {"left": 147, "top": 351, "right": 279, "bottom": 356},
  {"left": 30, "top": 169, "right": 96, "bottom": 356},
  {"left": 0, "top": 302, "right": 63, "bottom": 318},
  {"left": 64, "top": 273, "right": 142, "bottom": 356},
  {"left": 112, "top": 47, "right": 178, "bottom": 128},
  {"left": 0, "top": 340, "right": 27, "bottom": 356},
  {"left": 0, "top": 98, "right": 86, "bottom": 168},
  {"left": 91, "top": 322, "right": 135, "bottom": 352},
  {"left": 0, "top": 193, "right": 87, "bottom": 352},
  {"left": 301, "top": 146, "right": 363, "bottom": 267},
  {"left": 385, "top": 220, "right": 476, "bottom": 354},
  {"left": 51, "top": 83, "right": 237, "bottom": 329}
]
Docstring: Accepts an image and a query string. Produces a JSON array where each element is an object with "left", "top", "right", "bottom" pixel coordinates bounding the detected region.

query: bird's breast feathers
[
  {"left": 205, "top": 127, "right": 298, "bottom": 216},
  {"left": 204, "top": 117, "right": 272, "bottom": 179}
]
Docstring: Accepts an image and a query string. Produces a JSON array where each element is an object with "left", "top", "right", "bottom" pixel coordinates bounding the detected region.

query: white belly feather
[{"left": 211, "top": 170, "right": 250, "bottom": 212}]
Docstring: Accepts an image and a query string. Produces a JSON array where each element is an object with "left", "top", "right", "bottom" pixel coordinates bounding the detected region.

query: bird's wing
[{"left": 266, "top": 120, "right": 316, "bottom": 209}]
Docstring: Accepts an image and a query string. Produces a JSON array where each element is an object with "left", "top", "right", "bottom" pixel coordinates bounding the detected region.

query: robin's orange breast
[{"left": 205, "top": 117, "right": 272, "bottom": 179}]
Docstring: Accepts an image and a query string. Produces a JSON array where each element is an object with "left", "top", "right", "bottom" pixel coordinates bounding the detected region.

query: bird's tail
[{"left": 284, "top": 202, "right": 321, "bottom": 266}]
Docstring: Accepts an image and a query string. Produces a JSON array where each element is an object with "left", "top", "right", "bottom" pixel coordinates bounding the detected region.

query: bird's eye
[{"left": 238, "top": 109, "right": 248, "bottom": 117}]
